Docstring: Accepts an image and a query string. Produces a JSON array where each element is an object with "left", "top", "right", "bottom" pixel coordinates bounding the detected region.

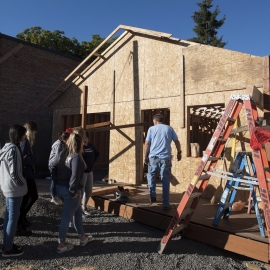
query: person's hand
[
  {"left": 144, "top": 156, "right": 149, "bottom": 165},
  {"left": 72, "top": 193, "right": 78, "bottom": 199},
  {"left": 177, "top": 151, "right": 182, "bottom": 161}
]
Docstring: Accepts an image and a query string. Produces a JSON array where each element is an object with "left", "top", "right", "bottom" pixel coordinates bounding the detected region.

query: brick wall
[{"left": 0, "top": 34, "right": 82, "bottom": 173}]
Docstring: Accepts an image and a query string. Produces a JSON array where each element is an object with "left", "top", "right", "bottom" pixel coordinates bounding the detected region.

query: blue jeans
[
  {"left": 50, "top": 180, "right": 57, "bottom": 198},
  {"left": 147, "top": 156, "right": 172, "bottom": 207},
  {"left": 57, "top": 186, "right": 84, "bottom": 243},
  {"left": 3, "top": 196, "right": 23, "bottom": 250}
]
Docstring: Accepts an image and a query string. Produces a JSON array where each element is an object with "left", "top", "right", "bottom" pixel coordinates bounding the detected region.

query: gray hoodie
[{"left": 0, "top": 142, "right": 27, "bottom": 197}]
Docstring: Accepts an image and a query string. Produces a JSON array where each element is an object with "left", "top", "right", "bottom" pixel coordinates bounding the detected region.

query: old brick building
[{"left": 0, "top": 33, "right": 83, "bottom": 171}]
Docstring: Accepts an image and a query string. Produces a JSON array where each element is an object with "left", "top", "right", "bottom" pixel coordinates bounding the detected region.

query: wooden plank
[
  {"left": 246, "top": 85, "right": 264, "bottom": 110},
  {"left": 85, "top": 121, "right": 111, "bottom": 129},
  {"left": 81, "top": 86, "right": 88, "bottom": 129},
  {"left": 120, "top": 25, "right": 172, "bottom": 38},
  {"left": 0, "top": 43, "right": 23, "bottom": 64},
  {"left": 88, "top": 196, "right": 172, "bottom": 230},
  {"left": 91, "top": 186, "right": 119, "bottom": 196},
  {"left": 184, "top": 223, "right": 269, "bottom": 263},
  {"left": 86, "top": 122, "right": 149, "bottom": 133},
  {"left": 180, "top": 54, "right": 185, "bottom": 128}
]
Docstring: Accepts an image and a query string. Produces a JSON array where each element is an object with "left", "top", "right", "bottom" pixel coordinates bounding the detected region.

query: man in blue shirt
[{"left": 144, "top": 114, "right": 182, "bottom": 210}]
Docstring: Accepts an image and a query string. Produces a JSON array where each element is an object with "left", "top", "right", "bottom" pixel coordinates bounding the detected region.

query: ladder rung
[
  {"left": 232, "top": 186, "right": 253, "bottom": 191},
  {"left": 218, "top": 138, "right": 227, "bottom": 142},
  {"left": 227, "top": 117, "right": 236, "bottom": 122},
  {"left": 208, "top": 157, "right": 219, "bottom": 161},
  {"left": 172, "top": 223, "right": 187, "bottom": 236},
  {"left": 190, "top": 192, "right": 202, "bottom": 199},
  {"left": 199, "top": 174, "right": 211, "bottom": 180},
  {"left": 181, "top": 208, "right": 195, "bottom": 217}
]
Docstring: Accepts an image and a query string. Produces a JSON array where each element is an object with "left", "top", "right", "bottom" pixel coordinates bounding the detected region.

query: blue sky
[{"left": 1, "top": 0, "right": 269, "bottom": 56}]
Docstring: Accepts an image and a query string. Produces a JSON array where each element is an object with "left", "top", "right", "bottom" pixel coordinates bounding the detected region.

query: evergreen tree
[{"left": 188, "top": 0, "right": 227, "bottom": 48}]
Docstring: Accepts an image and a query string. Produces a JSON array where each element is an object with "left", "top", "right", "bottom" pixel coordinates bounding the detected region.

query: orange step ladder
[{"left": 157, "top": 94, "right": 270, "bottom": 254}]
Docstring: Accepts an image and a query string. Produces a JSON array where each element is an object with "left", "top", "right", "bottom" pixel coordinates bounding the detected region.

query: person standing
[
  {"left": 81, "top": 131, "right": 100, "bottom": 216},
  {"left": 48, "top": 132, "right": 70, "bottom": 205},
  {"left": 144, "top": 114, "right": 182, "bottom": 210},
  {"left": 52, "top": 133, "right": 91, "bottom": 253},
  {"left": 0, "top": 125, "right": 27, "bottom": 257},
  {"left": 17, "top": 121, "right": 38, "bottom": 236}
]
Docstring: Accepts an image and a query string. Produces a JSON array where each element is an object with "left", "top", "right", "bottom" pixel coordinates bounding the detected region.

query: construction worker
[{"left": 144, "top": 114, "right": 182, "bottom": 210}]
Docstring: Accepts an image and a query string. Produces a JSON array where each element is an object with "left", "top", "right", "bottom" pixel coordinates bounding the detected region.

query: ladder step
[
  {"left": 218, "top": 138, "right": 227, "bottom": 142},
  {"left": 227, "top": 117, "right": 236, "bottom": 122},
  {"left": 232, "top": 186, "right": 253, "bottom": 191},
  {"left": 208, "top": 157, "right": 219, "bottom": 161},
  {"left": 199, "top": 174, "right": 210, "bottom": 180},
  {"left": 190, "top": 192, "right": 202, "bottom": 199},
  {"left": 182, "top": 208, "right": 195, "bottom": 217},
  {"left": 171, "top": 223, "right": 187, "bottom": 236}
]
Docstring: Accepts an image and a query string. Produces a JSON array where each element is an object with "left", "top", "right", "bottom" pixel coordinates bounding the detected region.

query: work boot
[{"left": 150, "top": 197, "right": 157, "bottom": 203}]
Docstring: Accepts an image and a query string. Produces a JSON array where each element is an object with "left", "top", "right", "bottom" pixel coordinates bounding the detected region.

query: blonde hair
[
  {"left": 66, "top": 133, "right": 86, "bottom": 169},
  {"left": 24, "top": 121, "right": 38, "bottom": 147},
  {"left": 73, "top": 127, "right": 86, "bottom": 140}
]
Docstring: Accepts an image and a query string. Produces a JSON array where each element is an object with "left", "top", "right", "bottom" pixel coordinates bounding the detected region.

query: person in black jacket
[
  {"left": 81, "top": 131, "right": 100, "bottom": 215},
  {"left": 17, "top": 121, "right": 38, "bottom": 236},
  {"left": 52, "top": 133, "right": 91, "bottom": 253}
]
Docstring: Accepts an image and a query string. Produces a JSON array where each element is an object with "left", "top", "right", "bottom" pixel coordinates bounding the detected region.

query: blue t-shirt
[{"left": 146, "top": 124, "right": 178, "bottom": 159}]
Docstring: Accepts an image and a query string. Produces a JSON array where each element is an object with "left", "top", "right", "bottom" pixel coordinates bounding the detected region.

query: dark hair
[
  {"left": 9, "top": 124, "right": 26, "bottom": 144},
  {"left": 153, "top": 114, "right": 163, "bottom": 123},
  {"left": 58, "top": 132, "right": 70, "bottom": 142},
  {"left": 24, "top": 121, "right": 38, "bottom": 132},
  {"left": 85, "top": 131, "right": 90, "bottom": 139}
]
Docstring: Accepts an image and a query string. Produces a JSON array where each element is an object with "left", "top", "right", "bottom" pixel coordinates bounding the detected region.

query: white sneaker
[
  {"left": 56, "top": 197, "right": 63, "bottom": 205},
  {"left": 80, "top": 235, "right": 93, "bottom": 246},
  {"left": 51, "top": 198, "right": 61, "bottom": 205},
  {"left": 82, "top": 209, "right": 91, "bottom": 216},
  {"left": 57, "top": 243, "right": 74, "bottom": 253}
]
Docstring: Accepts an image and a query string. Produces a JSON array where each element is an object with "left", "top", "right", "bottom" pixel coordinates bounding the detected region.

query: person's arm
[
  {"left": 69, "top": 155, "right": 81, "bottom": 198},
  {"left": 173, "top": 139, "right": 182, "bottom": 161},
  {"left": 8, "top": 147, "right": 25, "bottom": 186},
  {"left": 143, "top": 140, "right": 151, "bottom": 164}
]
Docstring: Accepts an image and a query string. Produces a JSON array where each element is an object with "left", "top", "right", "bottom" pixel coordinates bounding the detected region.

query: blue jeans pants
[
  {"left": 57, "top": 186, "right": 84, "bottom": 243},
  {"left": 3, "top": 196, "right": 23, "bottom": 251},
  {"left": 147, "top": 157, "right": 172, "bottom": 208}
]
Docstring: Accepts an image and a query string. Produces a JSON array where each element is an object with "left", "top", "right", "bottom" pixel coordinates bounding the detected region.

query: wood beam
[
  {"left": 0, "top": 43, "right": 23, "bottom": 64},
  {"left": 86, "top": 121, "right": 111, "bottom": 129},
  {"left": 35, "top": 25, "right": 173, "bottom": 111},
  {"left": 93, "top": 52, "right": 105, "bottom": 59},
  {"left": 81, "top": 85, "right": 88, "bottom": 129},
  {"left": 86, "top": 122, "right": 150, "bottom": 133},
  {"left": 263, "top": 56, "right": 270, "bottom": 119}
]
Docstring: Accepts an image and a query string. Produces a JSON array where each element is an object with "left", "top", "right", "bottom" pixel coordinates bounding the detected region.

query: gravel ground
[{"left": 0, "top": 179, "right": 267, "bottom": 270}]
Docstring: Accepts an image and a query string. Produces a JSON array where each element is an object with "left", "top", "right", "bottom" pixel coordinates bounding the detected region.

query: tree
[
  {"left": 16, "top": 26, "right": 116, "bottom": 59},
  {"left": 188, "top": 0, "right": 227, "bottom": 48}
]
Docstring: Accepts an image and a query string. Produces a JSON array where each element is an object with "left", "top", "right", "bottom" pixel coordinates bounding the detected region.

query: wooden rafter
[
  {"left": 0, "top": 43, "right": 23, "bottom": 64},
  {"left": 35, "top": 25, "right": 173, "bottom": 111}
]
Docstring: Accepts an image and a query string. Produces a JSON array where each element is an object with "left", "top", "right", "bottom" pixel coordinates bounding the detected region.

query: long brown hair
[
  {"left": 24, "top": 121, "right": 38, "bottom": 147},
  {"left": 66, "top": 133, "right": 86, "bottom": 169}
]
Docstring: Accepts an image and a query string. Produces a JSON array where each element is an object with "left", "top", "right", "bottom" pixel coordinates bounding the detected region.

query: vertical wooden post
[
  {"left": 263, "top": 56, "right": 270, "bottom": 119},
  {"left": 81, "top": 85, "right": 88, "bottom": 129},
  {"left": 180, "top": 54, "right": 185, "bottom": 128}
]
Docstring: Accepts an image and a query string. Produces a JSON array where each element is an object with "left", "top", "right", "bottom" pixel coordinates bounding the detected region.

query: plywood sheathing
[{"left": 51, "top": 26, "right": 265, "bottom": 197}]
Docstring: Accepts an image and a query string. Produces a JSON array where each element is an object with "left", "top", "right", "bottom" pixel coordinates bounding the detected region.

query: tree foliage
[
  {"left": 16, "top": 26, "right": 116, "bottom": 59},
  {"left": 188, "top": 0, "right": 227, "bottom": 48}
]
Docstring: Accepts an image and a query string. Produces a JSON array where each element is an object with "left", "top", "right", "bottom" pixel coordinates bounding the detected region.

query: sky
[{"left": 1, "top": 0, "right": 269, "bottom": 56}]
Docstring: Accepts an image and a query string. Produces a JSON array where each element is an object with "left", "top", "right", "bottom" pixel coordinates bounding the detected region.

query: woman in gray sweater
[
  {"left": 0, "top": 125, "right": 27, "bottom": 257},
  {"left": 52, "top": 133, "right": 91, "bottom": 253}
]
